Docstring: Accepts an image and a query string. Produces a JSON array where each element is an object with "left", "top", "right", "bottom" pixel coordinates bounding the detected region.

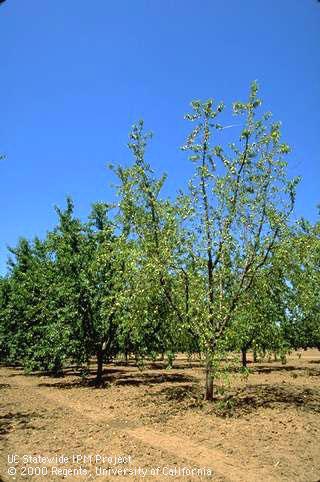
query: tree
[
  {"left": 225, "top": 261, "right": 289, "bottom": 367},
  {"left": 0, "top": 83, "right": 306, "bottom": 402},
  {"left": 0, "top": 198, "right": 125, "bottom": 382},
  {"left": 0, "top": 237, "right": 65, "bottom": 372},
  {"left": 48, "top": 198, "right": 123, "bottom": 384},
  {"left": 182, "top": 82, "right": 299, "bottom": 399},
  {"left": 111, "top": 121, "right": 191, "bottom": 364},
  {"left": 85, "top": 202, "right": 124, "bottom": 384},
  {"left": 46, "top": 198, "right": 93, "bottom": 369},
  {"left": 0, "top": 276, "right": 13, "bottom": 362},
  {"left": 283, "top": 218, "right": 320, "bottom": 349}
]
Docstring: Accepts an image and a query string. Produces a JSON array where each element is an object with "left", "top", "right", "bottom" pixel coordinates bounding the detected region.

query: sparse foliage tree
[{"left": 181, "top": 82, "right": 299, "bottom": 399}]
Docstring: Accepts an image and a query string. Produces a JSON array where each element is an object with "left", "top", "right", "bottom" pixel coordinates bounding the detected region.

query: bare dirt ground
[{"left": 0, "top": 350, "right": 319, "bottom": 482}]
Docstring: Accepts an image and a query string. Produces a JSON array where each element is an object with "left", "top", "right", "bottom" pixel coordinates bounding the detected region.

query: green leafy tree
[
  {"left": 0, "top": 237, "right": 65, "bottom": 372},
  {"left": 182, "top": 82, "right": 299, "bottom": 399},
  {"left": 111, "top": 122, "right": 191, "bottom": 364},
  {"left": 48, "top": 198, "right": 123, "bottom": 384},
  {"left": 85, "top": 202, "right": 124, "bottom": 384},
  {"left": 225, "top": 261, "right": 289, "bottom": 367},
  {"left": 283, "top": 218, "right": 320, "bottom": 349}
]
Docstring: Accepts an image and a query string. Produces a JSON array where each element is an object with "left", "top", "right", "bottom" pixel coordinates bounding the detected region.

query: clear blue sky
[{"left": 1, "top": 0, "right": 319, "bottom": 274}]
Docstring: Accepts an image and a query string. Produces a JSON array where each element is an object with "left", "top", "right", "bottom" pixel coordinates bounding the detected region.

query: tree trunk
[
  {"left": 281, "top": 354, "right": 287, "bottom": 365},
  {"left": 96, "top": 349, "right": 103, "bottom": 386},
  {"left": 204, "top": 353, "right": 214, "bottom": 401},
  {"left": 253, "top": 348, "right": 258, "bottom": 363},
  {"left": 241, "top": 347, "right": 247, "bottom": 368},
  {"left": 51, "top": 357, "right": 63, "bottom": 377},
  {"left": 95, "top": 342, "right": 106, "bottom": 386}
]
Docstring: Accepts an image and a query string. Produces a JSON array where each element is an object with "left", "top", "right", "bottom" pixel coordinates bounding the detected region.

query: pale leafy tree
[
  {"left": 1, "top": 84, "right": 315, "bottom": 404},
  {"left": 111, "top": 122, "right": 190, "bottom": 363},
  {"left": 182, "top": 82, "right": 299, "bottom": 399}
]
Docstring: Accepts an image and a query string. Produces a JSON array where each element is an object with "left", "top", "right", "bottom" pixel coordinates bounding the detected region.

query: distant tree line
[{"left": 0, "top": 83, "right": 319, "bottom": 400}]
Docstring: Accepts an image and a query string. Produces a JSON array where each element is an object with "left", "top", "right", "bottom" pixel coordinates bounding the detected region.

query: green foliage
[
  {"left": 110, "top": 121, "right": 190, "bottom": 361},
  {"left": 181, "top": 82, "right": 299, "bottom": 398},
  {"left": 282, "top": 219, "right": 320, "bottom": 349},
  {"left": 0, "top": 83, "right": 317, "bottom": 401}
]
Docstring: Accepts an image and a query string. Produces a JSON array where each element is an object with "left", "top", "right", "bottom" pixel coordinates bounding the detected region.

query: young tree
[
  {"left": 182, "top": 82, "right": 299, "bottom": 399},
  {"left": 111, "top": 122, "right": 191, "bottom": 364}
]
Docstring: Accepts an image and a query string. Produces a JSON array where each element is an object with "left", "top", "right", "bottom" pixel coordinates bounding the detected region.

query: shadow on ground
[
  {"left": 114, "top": 372, "right": 195, "bottom": 386},
  {"left": 0, "top": 412, "right": 34, "bottom": 439},
  {"left": 208, "top": 383, "right": 320, "bottom": 417},
  {"left": 37, "top": 369, "right": 196, "bottom": 389},
  {"left": 0, "top": 383, "right": 10, "bottom": 389},
  {"left": 251, "top": 364, "right": 320, "bottom": 375},
  {"left": 154, "top": 382, "right": 320, "bottom": 419}
]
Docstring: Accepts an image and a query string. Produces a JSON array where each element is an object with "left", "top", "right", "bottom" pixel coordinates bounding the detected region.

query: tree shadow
[
  {"left": 210, "top": 383, "right": 320, "bottom": 417},
  {"left": 158, "top": 383, "right": 202, "bottom": 403},
  {"left": 155, "top": 382, "right": 320, "bottom": 419},
  {"left": 143, "top": 383, "right": 204, "bottom": 423},
  {"left": 114, "top": 372, "right": 195, "bottom": 386},
  {"left": 7, "top": 370, "right": 63, "bottom": 379},
  {"left": 0, "top": 412, "right": 33, "bottom": 439},
  {"left": 147, "top": 360, "right": 203, "bottom": 370},
  {"left": 36, "top": 368, "right": 125, "bottom": 389},
  {"left": 304, "top": 368, "right": 320, "bottom": 376},
  {"left": 251, "top": 365, "right": 298, "bottom": 373},
  {"left": 37, "top": 370, "right": 195, "bottom": 389},
  {"left": 251, "top": 365, "right": 320, "bottom": 376},
  {"left": 0, "top": 383, "right": 11, "bottom": 389},
  {"left": 38, "top": 379, "right": 93, "bottom": 389},
  {"left": 6, "top": 364, "right": 94, "bottom": 378}
]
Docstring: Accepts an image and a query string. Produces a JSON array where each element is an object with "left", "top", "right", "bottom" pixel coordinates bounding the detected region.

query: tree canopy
[{"left": 0, "top": 83, "right": 319, "bottom": 398}]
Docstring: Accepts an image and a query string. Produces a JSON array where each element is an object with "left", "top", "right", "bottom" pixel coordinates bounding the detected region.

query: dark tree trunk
[
  {"left": 241, "top": 347, "right": 247, "bottom": 368},
  {"left": 51, "top": 357, "right": 63, "bottom": 377},
  {"left": 204, "top": 353, "right": 214, "bottom": 401},
  {"left": 95, "top": 343, "right": 106, "bottom": 386}
]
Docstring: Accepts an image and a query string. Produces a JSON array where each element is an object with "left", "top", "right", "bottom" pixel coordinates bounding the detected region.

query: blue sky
[{"left": 1, "top": 0, "right": 319, "bottom": 274}]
